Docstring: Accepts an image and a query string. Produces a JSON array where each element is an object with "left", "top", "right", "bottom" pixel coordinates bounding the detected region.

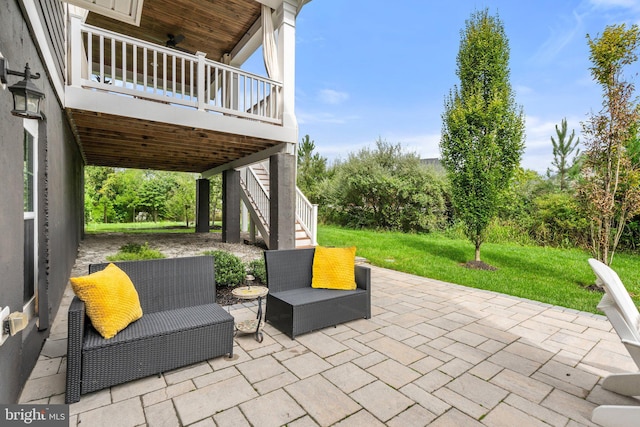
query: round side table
[{"left": 231, "top": 286, "right": 268, "bottom": 342}]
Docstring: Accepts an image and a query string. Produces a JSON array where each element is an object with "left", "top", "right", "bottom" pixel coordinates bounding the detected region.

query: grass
[
  {"left": 318, "top": 225, "right": 640, "bottom": 313},
  {"left": 85, "top": 221, "right": 221, "bottom": 234}
]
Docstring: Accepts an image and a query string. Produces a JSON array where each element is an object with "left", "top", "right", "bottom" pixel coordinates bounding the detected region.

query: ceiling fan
[{"left": 165, "top": 33, "right": 185, "bottom": 48}]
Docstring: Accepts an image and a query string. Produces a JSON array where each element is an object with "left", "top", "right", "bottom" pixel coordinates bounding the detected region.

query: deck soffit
[{"left": 69, "top": 110, "right": 281, "bottom": 173}]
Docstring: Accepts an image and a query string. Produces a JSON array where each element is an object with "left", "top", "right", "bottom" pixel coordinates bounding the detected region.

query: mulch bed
[
  {"left": 216, "top": 286, "right": 244, "bottom": 306},
  {"left": 462, "top": 260, "right": 498, "bottom": 271}
]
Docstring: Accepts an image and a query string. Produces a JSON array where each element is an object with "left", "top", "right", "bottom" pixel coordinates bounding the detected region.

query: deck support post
[
  {"left": 195, "top": 178, "right": 210, "bottom": 233},
  {"left": 222, "top": 169, "right": 241, "bottom": 243},
  {"left": 269, "top": 152, "right": 295, "bottom": 249}
]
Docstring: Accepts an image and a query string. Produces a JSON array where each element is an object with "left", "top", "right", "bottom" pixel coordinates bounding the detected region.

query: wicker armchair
[
  {"left": 65, "top": 256, "right": 234, "bottom": 403},
  {"left": 264, "top": 248, "right": 371, "bottom": 339}
]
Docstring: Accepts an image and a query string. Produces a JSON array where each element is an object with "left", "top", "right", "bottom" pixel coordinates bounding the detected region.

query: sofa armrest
[
  {"left": 355, "top": 265, "right": 371, "bottom": 291},
  {"left": 355, "top": 265, "right": 371, "bottom": 319},
  {"left": 66, "top": 296, "right": 86, "bottom": 403}
]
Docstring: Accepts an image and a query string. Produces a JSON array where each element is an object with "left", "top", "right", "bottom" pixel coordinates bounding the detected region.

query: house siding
[{"left": 0, "top": 0, "right": 83, "bottom": 403}]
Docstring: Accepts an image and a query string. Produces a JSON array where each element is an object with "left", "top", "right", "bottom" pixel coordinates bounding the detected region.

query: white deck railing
[
  {"left": 296, "top": 188, "right": 318, "bottom": 246},
  {"left": 69, "top": 20, "right": 282, "bottom": 124}
]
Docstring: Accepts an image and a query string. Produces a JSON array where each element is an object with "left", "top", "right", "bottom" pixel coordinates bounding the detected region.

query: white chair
[{"left": 588, "top": 258, "right": 640, "bottom": 427}]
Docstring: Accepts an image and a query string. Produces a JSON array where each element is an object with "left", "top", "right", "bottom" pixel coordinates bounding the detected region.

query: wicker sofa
[
  {"left": 65, "top": 256, "right": 234, "bottom": 404},
  {"left": 264, "top": 248, "right": 371, "bottom": 339}
]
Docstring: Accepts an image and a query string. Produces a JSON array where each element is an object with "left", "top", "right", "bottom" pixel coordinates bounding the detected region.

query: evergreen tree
[
  {"left": 441, "top": 9, "right": 525, "bottom": 264},
  {"left": 549, "top": 118, "right": 580, "bottom": 191}
]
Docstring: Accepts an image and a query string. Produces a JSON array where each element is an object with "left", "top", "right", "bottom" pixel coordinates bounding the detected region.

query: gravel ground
[{"left": 71, "top": 232, "right": 266, "bottom": 306}]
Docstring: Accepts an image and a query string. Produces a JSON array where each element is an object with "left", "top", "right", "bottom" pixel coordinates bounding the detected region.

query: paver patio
[{"left": 19, "top": 245, "right": 640, "bottom": 426}]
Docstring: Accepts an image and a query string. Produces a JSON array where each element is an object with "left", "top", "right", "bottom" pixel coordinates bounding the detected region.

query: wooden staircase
[{"left": 239, "top": 163, "right": 316, "bottom": 249}]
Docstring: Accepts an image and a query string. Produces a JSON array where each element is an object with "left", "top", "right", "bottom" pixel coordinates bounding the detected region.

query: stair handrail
[
  {"left": 296, "top": 188, "right": 318, "bottom": 246},
  {"left": 241, "top": 166, "right": 270, "bottom": 227}
]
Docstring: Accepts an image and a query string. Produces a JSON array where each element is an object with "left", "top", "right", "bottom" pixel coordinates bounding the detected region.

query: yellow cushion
[
  {"left": 70, "top": 263, "right": 143, "bottom": 339},
  {"left": 312, "top": 246, "right": 357, "bottom": 290}
]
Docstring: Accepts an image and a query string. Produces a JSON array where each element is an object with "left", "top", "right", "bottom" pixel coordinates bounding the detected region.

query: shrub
[
  {"left": 246, "top": 258, "right": 267, "bottom": 284},
  {"left": 530, "top": 192, "right": 589, "bottom": 248},
  {"left": 107, "top": 242, "right": 165, "bottom": 261},
  {"left": 204, "top": 250, "right": 246, "bottom": 287},
  {"left": 322, "top": 139, "right": 450, "bottom": 232}
]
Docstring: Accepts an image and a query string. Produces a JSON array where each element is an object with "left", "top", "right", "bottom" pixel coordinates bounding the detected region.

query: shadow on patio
[{"left": 19, "top": 234, "right": 638, "bottom": 426}]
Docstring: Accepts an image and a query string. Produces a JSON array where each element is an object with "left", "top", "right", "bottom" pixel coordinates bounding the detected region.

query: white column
[
  {"left": 69, "top": 13, "right": 84, "bottom": 87},
  {"left": 277, "top": 0, "right": 298, "bottom": 131}
]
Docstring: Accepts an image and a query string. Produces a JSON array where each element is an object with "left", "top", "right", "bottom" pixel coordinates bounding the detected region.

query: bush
[
  {"left": 107, "top": 242, "right": 165, "bottom": 261},
  {"left": 246, "top": 258, "right": 267, "bottom": 284},
  {"left": 204, "top": 250, "right": 246, "bottom": 287},
  {"left": 321, "top": 139, "right": 450, "bottom": 232},
  {"left": 529, "top": 192, "right": 589, "bottom": 248}
]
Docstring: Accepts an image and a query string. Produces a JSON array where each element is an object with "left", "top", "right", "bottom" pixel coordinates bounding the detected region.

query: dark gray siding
[
  {"left": 36, "top": 0, "right": 65, "bottom": 84},
  {"left": 0, "top": 0, "right": 83, "bottom": 403}
]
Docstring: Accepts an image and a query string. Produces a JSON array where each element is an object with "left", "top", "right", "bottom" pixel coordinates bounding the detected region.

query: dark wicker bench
[
  {"left": 264, "top": 248, "right": 371, "bottom": 339},
  {"left": 65, "top": 256, "right": 234, "bottom": 403}
]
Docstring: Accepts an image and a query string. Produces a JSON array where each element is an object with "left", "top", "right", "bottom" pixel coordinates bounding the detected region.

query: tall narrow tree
[
  {"left": 549, "top": 118, "right": 580, "bottom": 191},
  {"left": 441, "top": 9, "right": 525, "bottom": 264},
  {"left": 578, "top": 24, "right": 640, "bottom": 265}
]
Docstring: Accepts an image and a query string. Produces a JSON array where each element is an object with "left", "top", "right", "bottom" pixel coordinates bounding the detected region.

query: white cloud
[
  {"left": 297, "top": 110, "right": 359, "bottom": 125},
  {"left": 318, "top": 89, "right": 349, "bottom": 105},
  {"left": 514, "top": 85, "right": 534, "bottom": 96},
  {"left": 380, "top": 132, "right": 442, "bottom": 159},
  {"left": 531, "top": 10, "right": 585, "bottom": 65}
]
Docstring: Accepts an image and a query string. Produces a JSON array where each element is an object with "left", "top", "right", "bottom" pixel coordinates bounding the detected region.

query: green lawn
[
  {"left": 85, "top": 221, "right": 221, "bottom": 234},
  {"left": 318, "top": 225, "right": 640, "bottom": 314}
]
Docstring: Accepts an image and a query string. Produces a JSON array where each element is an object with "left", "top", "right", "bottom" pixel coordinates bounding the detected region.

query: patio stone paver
[
  {"left": 446, "top": 372, "right": 508, "bottom": 410},
  {"left": 77, "top": 398, "right": 145, "bottom": 427},
  {"left": 286, "top": 375, "right": 360, "bottom": 426},
  {"left": 490, "top": 369, "right": 553, "bottom": 403},
  {"left": 111, "top": 374, "right": 166, "bottom": 402},
  {"left": 366, "top": 336, "right": 425, "bottom": 365},
  {"left": 428, "top": 408, "right": 485, "bottom": 427},
  {"left": 17, "top": 235, "right": 640, "bottom": 427},
  {"left": 282, "top": 352, "right": 333, "bottom": 379},
  {"left": 19, "top": 372, "right": 66, "bottom": 402},
  {"left": 366, "top": 359, "right": 421, "bottom": 389},
  {"left": 295, "top": 332, "right": 349, "bottom": 357},
  {"left": 387, "top": 404, "right": 436, "bottom": 427},
  {"left": 173, "top": 375, "right": 258, "bottom": 425},
  {"left": 322, "top": 362, "right": 376, "bottom": 394},
  {"left": 332, "top": 410, "right": 385, "bottom": 427},
  {"left": 541, "top": 388, "right": 598, "bottom": 425},
  {"left": 236, "top": 355, "right": 287, "bottom": 383},
  {"left": 504, "top": 393, "right": 570, "bottom": 427},
  {"left": 239, "top": 389, "right": 306, "bottom": 427},
  {"left": 350, "top": 381, "right": 414, "bottom": 422},
  {"left": 480, "top": 402, "right": 550, "bottom": 427},
  {"left": 212, "top": 407, "right": 249, "bottom": 427},
  {"left": 144, "top": 400, "right": 180, "bottom": 427}
]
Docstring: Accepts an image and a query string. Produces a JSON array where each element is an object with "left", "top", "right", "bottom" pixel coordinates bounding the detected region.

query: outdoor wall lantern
[{"left": 0, "top": 58, "right": 45, "bottom": 119}]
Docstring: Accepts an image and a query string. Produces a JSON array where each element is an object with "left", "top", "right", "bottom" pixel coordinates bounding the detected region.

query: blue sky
[{"left": 286, "top": 0, "right": 640, "bottom": 173}]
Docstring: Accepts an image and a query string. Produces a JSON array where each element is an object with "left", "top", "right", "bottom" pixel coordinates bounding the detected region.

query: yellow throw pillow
[
  {"left": 312, "top": 246, "right": 357, "bottom": 290},
  {"left": 70, "top": 263, "right": 143, "bottom": 339}
]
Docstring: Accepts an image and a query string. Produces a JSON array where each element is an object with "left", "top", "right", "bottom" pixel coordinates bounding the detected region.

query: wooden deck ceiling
[{"left": 69, "top": 110, "right": 280, "bottom": 173}]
